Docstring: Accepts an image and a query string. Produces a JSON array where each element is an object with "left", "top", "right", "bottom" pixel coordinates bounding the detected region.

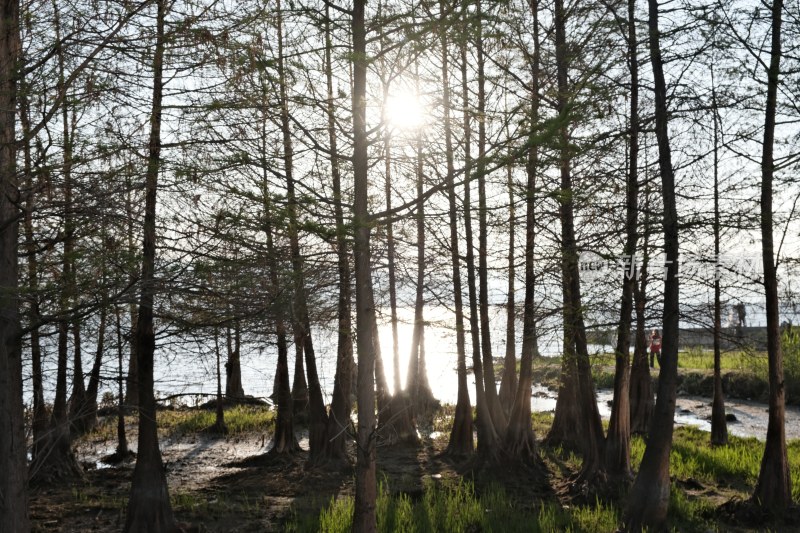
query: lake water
[{"left": 23, "top": 304, "right": 799, "bottom": 442}]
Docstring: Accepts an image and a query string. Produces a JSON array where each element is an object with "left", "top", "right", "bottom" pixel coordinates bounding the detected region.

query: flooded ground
[{"left": 530, "top": 383, "right": 800, "bottom": 441}]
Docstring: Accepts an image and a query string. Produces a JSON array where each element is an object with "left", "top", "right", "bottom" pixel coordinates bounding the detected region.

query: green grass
[
  {"left": 157, "top": 405, "right": 275, "bottom": 435},
  {"left": 288, "top": 414, "right": 800, "bottom": 532},
  {"left": 630, "top": 426, "right": 800, "bottom": 526},
  {"left": 286, "top": 479, "right": 619, "bottom": 533},
  {"left": 586, "top": 348, "right": 766, "bottom": 373},
  {"left": 79, "top": 405, "right": 276, "bottom": 444},
  {"left": 676, "top": 347, "right": 767, "bottom": 373}
]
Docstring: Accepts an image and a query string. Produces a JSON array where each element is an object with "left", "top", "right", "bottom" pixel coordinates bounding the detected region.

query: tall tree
[
  {"left": 629, "top": 180, "right": 653, "bottom": 434},
  {"left": 498, "top": 142, "right": 517, "bottom": 417},
  {"left": 19, "top": 61, "right": 47, "bottom": 462},
  {"left": 710, "top": 67, "right": 727, "bottom": 447},
  {"left": 752, "top": 0, "right": 792, "bottom": 512},
  {"left": 0, "top": 0, "right": 29, "bottom": 527},
  {"left": 503, "top": 0, "right": 541, "bottom": 465},
  {"left": 33, "top": 1, "right": 84, "bottom": 480},
  {"left": 124, "top": 0, "right": 178, "bottom": 529},
  {"left": 114, "top": 306, "right": 129, "bottom": 459},
  {"left": 546, "top": 0, "right": 605, "bottom": 477},
  {"left": 372, "top": 6, "right": 418, "bottom": 446},
  {"left": 262, "top": 117, "right": 299, "bottom": 454},
  {"left": 352, "top": 0, "right": 378, "bottom": 528},
  {"left": 603, "top": 0, "right": 640, "bottom": 481},
  {"left": 276, "top": 0, "right": 327, "bottom": 464},
  {"left": 405, "top": 65, "right": 434, "bottom": 416},
  {"left": 442, "top": 0, "right": 474, "bottom": 457},
  {"left": 461, "top": 4, "right": 500, "bottom": 460},
  {"left": 626, "top": 0, "right": 681, "bottom": 527},
  {"left": 475, "top": 0, "right": 507, "bottom": 434},
  {"left": 323, "top": 2, "right": 355, "bottom": 463}
]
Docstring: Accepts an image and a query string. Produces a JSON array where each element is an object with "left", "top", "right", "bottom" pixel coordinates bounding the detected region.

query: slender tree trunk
[
  {"left": 441, "top": 2, "right": 473, "bottom": 456},
  {"left": 626, "top": 1, "right": 681, "bottom": 528},
  {"left": 124, "top": 1, "right": 178, "bottom": 529},
  {"left": 270, "top": 314, "right": 299, "bottom": 454},
  {"left": 629, "top": 183, "right": 653, "bottom": 434},
  {"left": 69, "top": 313, "right": 87, "bottom": 432},
  {"left": 351, "top": 1, "right": 378, "bottom": 528},
  {"left": 292, "top": 331, "right": 308, "bottom": 418},
  {"left": 84, "top": 219, "right": 111, "bottom": 431},
  {"left": 20, "top": 72, "right": 47, "bottom": 461},
  {"left": 752, "top": 0, "right": 792, "bottom": 511},
  {"left": 125, "top": 175, "right": 139, "bottom": 409},
  {"left": 35, "top": 3, "right": 83, "bottom": 478},
  {"left": 603, "top": 0, "right": 640, "bottom": 481},
  {"left": 263, "top": 155, "right": 300, "bottom": 455},
  {"left": 55, "top": 7, "right": 86, "bottom": 432},
  {"left": 324, "top": 3, "right": 354, "bottom": 462},
  {"left": 225, "top": 321, "right": 244, "bottom": 400},
  {"left": 82, "top": 305, "right": 107, "bottom": 432},
  {"left": 475, "top": 0, "right": 507, "bottom": 434},
  {"left": 276, "top": 0, "right": 326, "bottom": 461},
  {"left": 547, "top": 0, "right": 605, "bottom": 475},
  {"left": 460, "top": 9, "right": 499, "bottom": 460},
  {"left": 375, "top": 307, "right": 417, "bottom": 445},
  {"left": 211, "top": 329, "right": 227, "bottom": 433},
  {"left": 115, "top": 306, "right": 128, "bottom": 457},
  {"left": 406, "top": 99, "right": 434, "bottom": 415},
  {"left": 385, "top": 139, "right": 402, "bottom": 395},
  {"left": 372, "top": 15, "right": 417, "bottom": 446},
  {"left": 498, "top": 161, "right": 517, "bottom": 416},
  {"left": 504, "top": 0, "right": 541, "bottom": 464},
  {"left": 710, "top": 70, "right": 727, "bottom": 447},
  {"left": 0, "top": 0, "right": 29, "bottom": 526}
]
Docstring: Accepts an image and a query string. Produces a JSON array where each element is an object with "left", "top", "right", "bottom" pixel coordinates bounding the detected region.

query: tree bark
[
  {"left": 406, "top": 99, "right": 434, "bottom": 416},
  {"left": 504, "top": 0, "right": 541, "bottom": 464},
  {"left": 211, "top": 329, "right": 227, "bottom": 434},
  {"left": 124, "top": 1, "right": 178, "bottom": 529},
  {"left": 20, "top": 68, "right": 47, "bottom": 462},
  {"left": 752, "top": 0, "right": 792, "bottom": 512},
  {"left": 115, "top": 306, "right": 128, "bottom": 457},
  {"left": 82, "top": 305, "right": 107, "bottom": 433},
  {"left": 625, "top": 1, "right": 681, "bottom": 528},
  {"left": 324, "top": 2, "right": 354, "bottom": 463},
  {"left": 292, "top": 330, "right": 308, "bottom": 418},
  {"left": 125, "top": 175, "right": 139, "bottom": 410},
  {"left": 351, "top": 1, "right": 377, "bottom": 529},
  {"left": 475, "top": 0, "right": 507, "bottom": 435},
  {"left": 498, "top": 161, "right": 517, "bottom": 417},
  {"left": 603, "top": 0, "right": 639, "bottom": 481},
  {"left": 546, "top": 0, "right": 605, "bottom": 476},
  {"left": 35, "top": 2, "right": 83, "bottom": 478},
  {"left": 276, "top": 0, "right": 326, "bottom": 463},
  {"left": 629, "top": 183, "right": 653, "bottom": 435},
  {"left": 0, "top": 0, "right": 30, "bottom": 527},
  {"left": 441, "top": 1, "right": 474, "bottom": 457},
  {"left": 460, "top": 8, "right": 499, "bottom": 461},
  {"left": 710, "top": 69, "right": 727, "bottom": 447},
  {"left": 225, "top": 321, "right": 245, "bottom": 400},
  {"left": 385, "top": 138, "right": 401, "bottom": 395},
  {"left": 263, "top": 151, "right": 300, "bottom": 455}
]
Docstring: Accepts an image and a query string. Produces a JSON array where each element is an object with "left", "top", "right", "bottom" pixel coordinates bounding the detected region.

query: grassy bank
[
  {"left": 288, "top": 416, "right": 800, "bottom": 532},
  {"left": 520, "top": 337, "right": 800, "bottom": 405}
]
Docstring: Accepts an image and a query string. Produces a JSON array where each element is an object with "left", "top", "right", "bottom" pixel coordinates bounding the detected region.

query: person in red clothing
[{"left": 649, "top": 329, "right": 662, "bottom": 368}]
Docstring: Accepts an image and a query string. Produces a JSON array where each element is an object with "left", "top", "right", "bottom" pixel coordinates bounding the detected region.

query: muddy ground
[
  {"left": 30, "top": 423, "right": 474, "bottom": 532},
  {"left": 28, "top": 387, "right": 797, "bottom": 532}
]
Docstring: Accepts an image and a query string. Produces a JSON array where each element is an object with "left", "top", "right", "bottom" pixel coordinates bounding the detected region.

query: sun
[{"left": 384, "top": 89, "right": 427, "bottom": 132}]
